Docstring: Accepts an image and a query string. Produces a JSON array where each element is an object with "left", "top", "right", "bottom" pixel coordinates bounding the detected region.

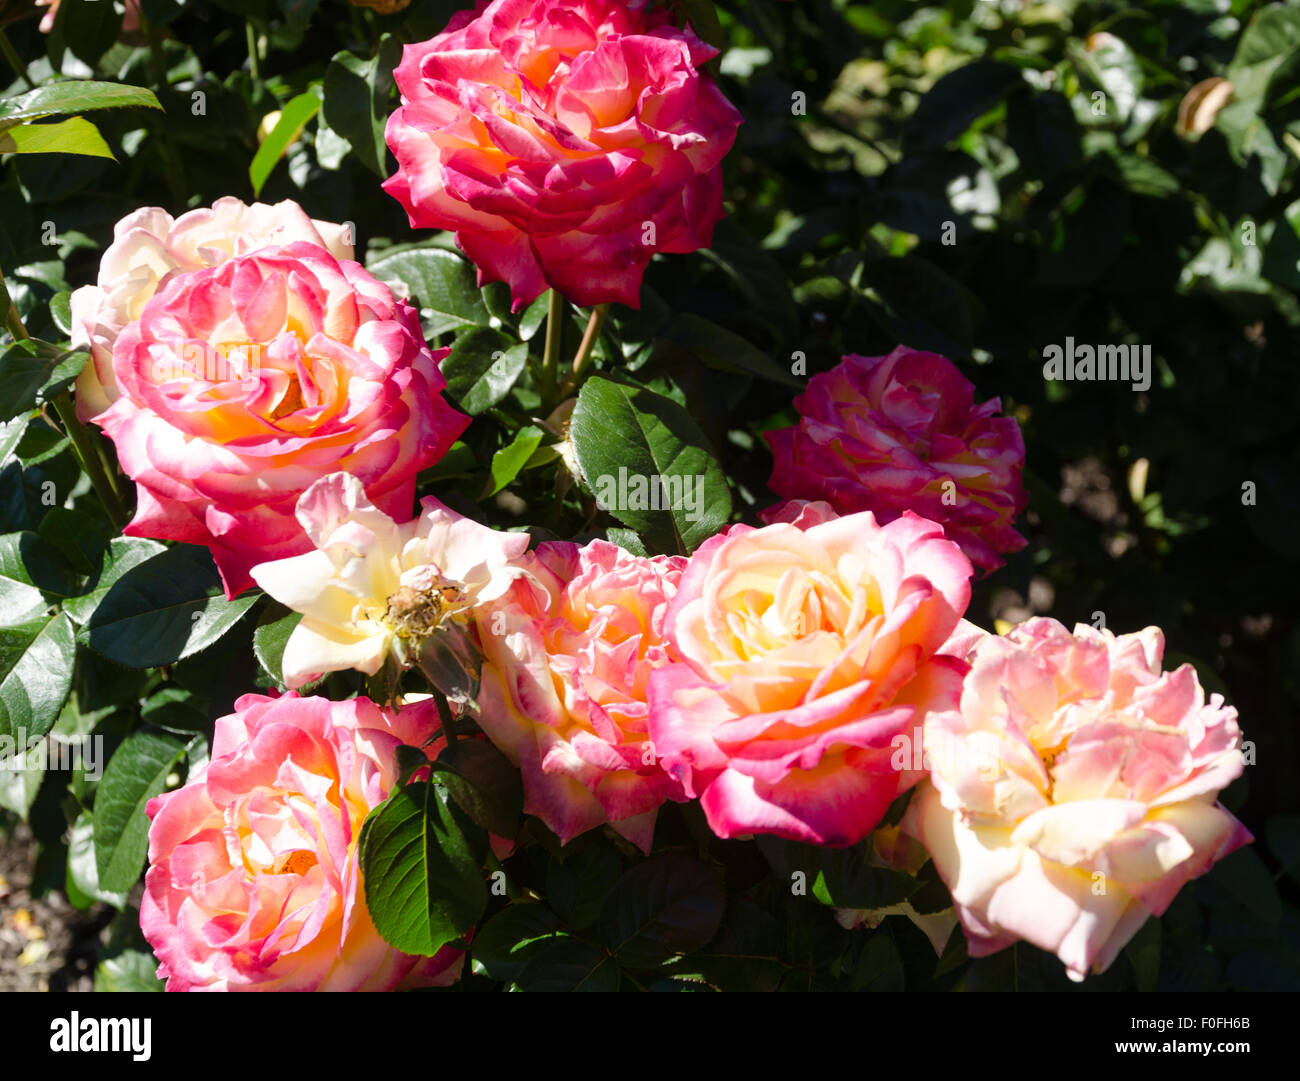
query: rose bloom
[
  {"left": 94, "top": 240, "right": 468, "bottom": 597},
  {"left": 475, "top": 539, "right": 687, "bottom": 851},
  {"left": 763, "top": 347, "right": 1028, "bottom": 575},
  {"left": 141, "top": 692, "right": 465, "bottom": 991},
  {"left": 382, "top": 0, "right": 742, "bottom": 310},
  {"left": 647, "top": 509, "right": 973, "bottom": 846},
  {"left": 904, "top": 617, "right": 1252, "bottom": 982},
  {"left": 71, "top": 197, "right": 354, "bottom": 422},
  {"left": 252, "top": 471, "right": 530, "bottom": 689}
]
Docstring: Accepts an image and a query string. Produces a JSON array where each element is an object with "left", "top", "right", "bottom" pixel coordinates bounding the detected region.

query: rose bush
[
  {"left": 1, "top": 0, "right": 1288, "bottom": 999},
  {"left": 92, "top": 239, "right": 468, "bottom": 596},
  {"left": 382, "top": 0, "right": 742, "bottom": 309}
]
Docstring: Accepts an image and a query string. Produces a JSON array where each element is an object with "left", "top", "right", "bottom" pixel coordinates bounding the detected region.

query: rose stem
[
  {"left": 0, "top": 31, "right": 34, "bottom": 91},
  {"left": 431, "top": 686, "right": 459, "bottom": 744},
  {"left": 245, "top": 21, "right": 261, "bottom": 81},
  {"left": 91, "top": 425, "right": 129, "bottom": 505},
  {"left": 0, "top": 266, "right": 129, "bottom": 531},
  {"left": 558, "top": 303, "right": 609, "bottom": 399},
  {"left": 50, "top": 391, "right": 129, "bottom": 531},
  {"left": 540, "top": 289, "right": 564, "bottom": 411}
]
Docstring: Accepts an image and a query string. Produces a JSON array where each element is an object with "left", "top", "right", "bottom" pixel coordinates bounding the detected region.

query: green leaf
[
  {"left": 433, "top": 739, "right": 523, "bottom": 839},
  {"left": 38, "top": 506, "right": 113, "bottom": 576},
  {"left": 249, "top": 91, "right": 321, "bottom": 198},
  {"left": 598, "top": 852, "right": 724, "bottom": 968},
  {"left": 0, "top": 611, "right": 75, "bottom": 744},
  {"left": 94, "top": 950, "right": 164, "bottom": 992},
  {"left": 63, "top": 537, "right": 167, "bottom": 627},
  {"left": 680, "top": 0, "right": 724, "bottom": 49},
  {"left": 1071, "top": 33, "right": 1142, "bottom": 124},
  {"left": 0, "top": 340, "right": 90, "bottom": 420},
  {"left": 1005, "top": 91, "right": 1081, "bottom": 185},
  {"left": 441, "top": 328, "right": 529, "bottom": 415},
  {"left": 485, "top": 425, "right": 544, "bottom": 496},
  {"left": 934, "top": 923, "right": 968, "bottom": 977},
  {"left": 359, "top": 780, "right": 488, "bottom": 956},
  {"left": 61, "top": 0, "right": 124, "bottom": 69},
  {"left": 545, "top": 842, "right": 622, "bottom": 931},
  {"left": 517, "top": 293, "right": 550, "bottom": 341},
  {"left": 0, "top": 532, "right": 51, "bottom": 626},
  {"left": 84, "top": 544, "right": 259, "bottom": 667},
  {"left": 755, "top": 836, "right": 918, "bottom": 909},
  {"left": 1229, "top": 5, "right": 1300, "bottom": 101},
  {"left": 0, "top": 117, "right": 114, "bottom": 160},
  {"left": 67, "top": 812, "right": 128, "bottom": 910},
  {"left": 0, "top": 753, "right": 43, "bottom": 819},
  {"left": 907, "top": 861, "right": 953, "bottom": 915},
  {"left": 0, "top": 415, "right": 30, "bottom": 464},
  {"left": 848, "top": 254, "right": 976, "bottom": 357},
  {"left": 654, "top": 313, "right": 801, "bottom": 387},
  {"left": 367, "top": 247, "right": 491, "bottom": 334},
  {"left": 570, "top": 376, "right": 731, "bottom": 554},
  {"left": 472, "top": 903, "right": 563, "bottom": 983},
  {"left": 605, "top": 527, "right": 648, "bottom": 557},
  {"left": 661, "top": 896, "right": 785, "bottom": 991},
  {"left": 515, "top": 936, "right": 621, "bottom": 991},
  {"left": 1102, "top": 149, "right": 1180, "bottom": 197},
  {"left": 0, "top": 82, "right": 162, "bottom": 130},
  {"left": 93, "top": 727, "right": 194, "bottom": 893},
  {"left": 139, "top": 686, "right": 210, "bottom": 734},
  {"left": 420, "top": 440, "right": 477, "bottom": 483},
  {"left": 252, "top": 606, "right": 303, "bottom": 687},
  {"left": 905, "top": 60, "right": 1024, "bottom": 152},
  {"left": 321, "top": 35, "right": 402, "bottom": 177},
  {"left": 849, "top": 932, "right": 905, "bottom": 992}
]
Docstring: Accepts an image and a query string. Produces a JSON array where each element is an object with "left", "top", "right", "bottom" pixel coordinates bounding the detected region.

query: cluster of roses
[{"left": 65, "top": 0, "right": 1250, "bottom": 991}]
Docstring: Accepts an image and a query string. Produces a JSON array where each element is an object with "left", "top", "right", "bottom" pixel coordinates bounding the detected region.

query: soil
[{"left": 0, "top": 825, "right": 106, "bottom": 993}]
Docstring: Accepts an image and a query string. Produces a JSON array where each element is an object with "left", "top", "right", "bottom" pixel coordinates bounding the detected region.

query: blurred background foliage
[{"left": 1, "top": 0, "right": 1298, "bottom": 990}]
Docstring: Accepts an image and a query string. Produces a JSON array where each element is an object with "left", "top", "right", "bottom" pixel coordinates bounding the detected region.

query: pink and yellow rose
[
  {"left": 93, "top": 240, "right": 468, "bottom": 597},
  {"left": 71, "top": 197, "right": 354, "bottom": 422},
  {"left": 382, "top": 0, "right": 742, "bottom": 310},
  {"left": 476, "top": 539, "right": 687, "bottom": 851},
  {"left": 904, "top": 617, "right": 1252, "bottom": 981},
  {"left": 764, "top": 347, "right": 1028, "bottom": 575},
  {"left": 140, "top": 692, "right": 465, "bottom": 991},
  {"left": 647, "top": 509, "right": 973, "bottom": 846}
]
